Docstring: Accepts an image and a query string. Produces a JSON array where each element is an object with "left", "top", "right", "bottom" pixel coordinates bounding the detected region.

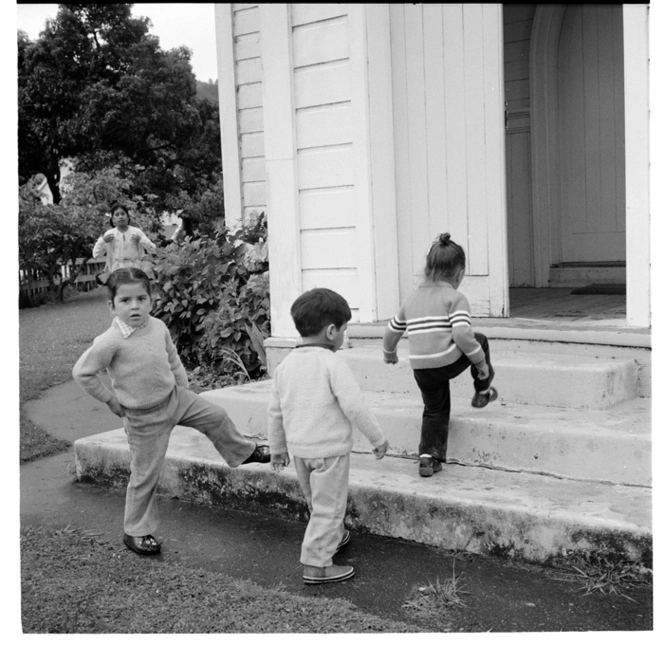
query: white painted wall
[
  {"left": 389, "top": 4, "right": 508, "bottom": 316},
  {"left": 216, "top": 3, "right": 266, "bottom": 228},
  {"left": 216, "top": 3, "right": 651, "bottom": 329},
  {"left": 259, "top": 3, "right": 399, "bottom": 336},
  {"left": 623, "top": 4, "right": 650, "bottom": 328}
]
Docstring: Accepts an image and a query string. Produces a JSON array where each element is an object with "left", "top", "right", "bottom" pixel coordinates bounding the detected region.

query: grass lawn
[
  {"left": 21, "top": 526, "right": 421, "bottom": 633},
  {"left": 19, "top": 288, "right": 424, "bottom": 633},
  {"left": 19, "top": 287, "right": 111, "bottom": 462}
]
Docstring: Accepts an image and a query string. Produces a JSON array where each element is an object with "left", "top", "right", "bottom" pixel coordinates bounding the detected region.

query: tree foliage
[
  {"left": 18, "top": 3, "right": 222, "bottom": 215},
  {"left": 18, "top": 179, "right": 99, "bottom": 303},
  {"left": 18, "top": 165, "right": 155, "bottom": 305}
]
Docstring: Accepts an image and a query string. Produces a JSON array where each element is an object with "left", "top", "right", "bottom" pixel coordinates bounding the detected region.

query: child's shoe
[
  {"left": 303, "top": 564, "right": 355, "bottom": 585},
  {"left": 418, "top": 454, "right": 442, "bottom": 477},
  {"left": 123, "top": 533, "right": 161, "bottom": 555},
  {"left": 471, "top": 386, "right": 498, "bottom": 408}
]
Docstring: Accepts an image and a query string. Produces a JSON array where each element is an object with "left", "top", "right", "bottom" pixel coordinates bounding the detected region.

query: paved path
[{"left": 19, "top": 380, "right": 654, "bottom": 633}]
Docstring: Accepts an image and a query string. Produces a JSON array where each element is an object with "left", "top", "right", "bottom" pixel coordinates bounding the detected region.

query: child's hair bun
[{"left": 438, "top": 233, "right": 451, "bottom": 245}]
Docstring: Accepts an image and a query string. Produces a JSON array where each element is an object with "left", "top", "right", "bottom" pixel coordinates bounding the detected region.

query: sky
[{"left": 16, "top": 2, "right": 219, "bottom": 82}]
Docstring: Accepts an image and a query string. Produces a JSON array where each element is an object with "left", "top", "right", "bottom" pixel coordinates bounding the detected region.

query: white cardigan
[{"left": 92, "top": 226, "right": 156, "bottom": 272}]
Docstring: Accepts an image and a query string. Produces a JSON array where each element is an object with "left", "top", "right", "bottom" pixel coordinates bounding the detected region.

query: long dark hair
[{"left": 109, "top": 202, "right": 131, "bottom": 227}]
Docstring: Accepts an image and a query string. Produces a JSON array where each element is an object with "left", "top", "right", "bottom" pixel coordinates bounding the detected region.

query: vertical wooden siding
[
  {"left": 390, "top": 4, "right": 507, "bottom": 314},
  {"left": 232, "top": 4, "right": 267, "bottom": 221},
  {"left": 290, "top": 4, "right": 363, "bottom": 315}
]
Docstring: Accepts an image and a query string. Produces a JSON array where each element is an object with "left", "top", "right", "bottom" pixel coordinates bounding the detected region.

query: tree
[
  {"left": 18, "top": 164, "right": 150, "bottom": 303},
  {"left": 18, "top": 181, "right": 99, "bottom": 303},
  {"left": 18, "top": 4, "right": 222, "bottom": 216}
]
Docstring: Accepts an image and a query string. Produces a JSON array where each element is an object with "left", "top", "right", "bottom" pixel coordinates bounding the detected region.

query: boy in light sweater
[
  {"left": 73, "top": 268, "right": 270, "bottom": 556},
  {"left": 268, "top": 288, "right": 389, "bottom": 585}
]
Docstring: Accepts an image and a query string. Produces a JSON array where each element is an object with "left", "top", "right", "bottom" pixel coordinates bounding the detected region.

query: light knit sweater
[
  {"left": 383, "top": 280, "right": 486, "bottom": 370},
  {"left": 267, "top": 346, "right": 386, "bottom": 459},
  {"left": 72, "top": 316, "right": 188, "bottom": 410},
  {"left": 92, "top": 225, "right": 156, "bottom": 273}
]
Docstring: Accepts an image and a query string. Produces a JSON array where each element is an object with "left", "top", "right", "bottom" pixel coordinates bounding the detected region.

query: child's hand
[
  {"left": 271, "top": 452, "right": 290, "bottom": 472},
  {"left": 106, "top": 397, "right": 125, "bottom": 417},
  {"left": 383, "top": 351, "right": 399, "bottom": 365},
  {"left": 103, "top": 232, "right": 115, "bottom": 243},
  {"left": 131, "top": 233, "right": 141, "bottom": 244},
  {"left": 372, "top": 440, "right": 389, "bottom": 460},
  {"left": 476, "top": 360, "right": 490, "bottom": 380}
]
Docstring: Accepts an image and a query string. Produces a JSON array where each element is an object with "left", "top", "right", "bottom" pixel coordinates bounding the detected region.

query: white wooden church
[{"left": 214, "top": 3, "right": 651, "bottom": 346}]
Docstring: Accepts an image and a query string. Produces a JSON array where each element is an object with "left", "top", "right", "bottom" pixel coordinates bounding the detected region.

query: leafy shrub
[{"left": 151, "top": 213, "right": 269, "bottom": 386}]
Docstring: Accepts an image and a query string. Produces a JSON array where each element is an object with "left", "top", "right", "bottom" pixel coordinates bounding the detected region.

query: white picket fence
[{"left": 19, "top": 258, "right": 107, "bottom": 300}]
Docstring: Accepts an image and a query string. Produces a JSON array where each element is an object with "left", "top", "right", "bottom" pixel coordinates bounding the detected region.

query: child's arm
[
  {"left": 136, "top": 228, "right": 156, "bottom": 253},
  {"left": 382, "top": 308, "right": 407, "bottom": 364},
  {"left": 329, "top": 358, "right": 387, "bottom": 452},
  {"left": 372, "top": 439, "right": 389, "bottom": 460},
  {"left": 267, "top": 375, "right": 290, "bottom": 470},
  {"left": 164, "top": 327, "right": 189, "bottom": 389},
  {"left": 92, "top": 235, "right": 107, "bottom": 260},
  {"left": 72, "top": 338, "right": 123, "bottom": 415},
  {"left": 450, "top": 295, "right": 487, "bottom": 372}
]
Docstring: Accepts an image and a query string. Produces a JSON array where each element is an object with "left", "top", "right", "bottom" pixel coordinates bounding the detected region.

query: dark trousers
[{"left": 412, "top": 333, "right": 493, "bottom": 462}]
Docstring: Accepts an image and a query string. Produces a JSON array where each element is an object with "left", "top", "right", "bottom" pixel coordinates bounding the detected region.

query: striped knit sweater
[{"left": 382, "top": 281, "right": 486, "bottom": 370}]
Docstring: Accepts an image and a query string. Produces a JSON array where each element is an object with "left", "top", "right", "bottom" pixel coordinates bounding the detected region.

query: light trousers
[
  {"left": 293, "top": 453, "right": 350, "bottom": 567},
  {"left": 122, "top": 385, "right": 257, "bottom": 537}
]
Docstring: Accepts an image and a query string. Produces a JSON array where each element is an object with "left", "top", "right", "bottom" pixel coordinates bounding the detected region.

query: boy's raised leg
[{"left": 174, "top": 386, "right": 268, "bottom": 467}]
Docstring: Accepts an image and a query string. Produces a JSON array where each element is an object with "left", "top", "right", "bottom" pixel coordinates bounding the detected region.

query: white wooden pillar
[
  {"left": 362, "top": 3, "right": 400, "bottom": 320},
  {"left": 259, "top": 4, "right": 301, "bottom": 339},
  {"left": 623, "top": 4, "right": 651, "bottom": 328},
  {"left": 482, "top": 3, "right": 509, "bottom": 316},
  {"left": 215, "top": 4, "right": 243, "bottom": 230}
]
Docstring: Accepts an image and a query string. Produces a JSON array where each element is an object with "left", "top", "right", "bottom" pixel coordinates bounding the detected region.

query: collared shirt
[{"left": 114, "top": 316, "right": 147, "bottom": 339}]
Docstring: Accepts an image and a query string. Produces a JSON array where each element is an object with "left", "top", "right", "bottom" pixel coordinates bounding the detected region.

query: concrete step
[
  {"left": 73, "top": 427, "right": 652, "bottom": 566},
  {"left": 548, "top": 263, "right": 626, "bottom": 288},
  {"left": 337, "top": 345, "right": 639, "bottom": 409},
  {"left": 200, "top": 384, "right": 651, "bottom": 487},
  {"left": 340, "top": 322, "right": 652, "bottom": 399}
]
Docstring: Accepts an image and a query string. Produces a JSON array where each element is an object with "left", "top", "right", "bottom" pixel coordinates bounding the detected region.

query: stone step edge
[
  {"left": 342, "top": 344, "right": 638, "bottom": 366},
  {"left": 339, "top": 350, "right": 639, "bottom": 408},
  {"left": 342, "top": 323, "right": 652, "bottom": 348},
  {"left": 201, "top": 383, "right": 651, "bottom": 436},
  {"left": 200, "top": 387, "right": 652, "bottom": 486},
  {"left": 73, "top": 429, "right": 652, "bottom": 566}
]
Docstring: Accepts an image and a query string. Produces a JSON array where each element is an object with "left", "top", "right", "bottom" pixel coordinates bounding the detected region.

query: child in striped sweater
[{"left": 382, "top": 233, "right": 497, "bottom": 477}]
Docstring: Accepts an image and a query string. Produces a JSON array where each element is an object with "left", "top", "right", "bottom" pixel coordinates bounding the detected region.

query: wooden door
[{"left": 558, "top": 4, "right": 626, "bottom": 263}]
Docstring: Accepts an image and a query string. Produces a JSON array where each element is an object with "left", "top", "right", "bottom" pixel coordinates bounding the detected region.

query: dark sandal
[
  {"left": 242, "top": 444, "right": 271, "bottom": 464},
  {"left": 471, "top": 387, "right": 498, "bottom": 408},
  {"left": 123, "top": 533, "right": 161, "bottom": 555},
  {"left": 419, "top": 455, "right": 442, "bottom": 477}
]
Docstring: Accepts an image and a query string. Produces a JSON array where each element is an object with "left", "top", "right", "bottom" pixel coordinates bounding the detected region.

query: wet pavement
[{"left": 21, "top": 445, "right": 654, "bottom": 633}]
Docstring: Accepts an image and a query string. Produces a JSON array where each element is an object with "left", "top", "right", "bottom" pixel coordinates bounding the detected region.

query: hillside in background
[{"left": 197, "top": 80, "right": 219, "bottom": 104}]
